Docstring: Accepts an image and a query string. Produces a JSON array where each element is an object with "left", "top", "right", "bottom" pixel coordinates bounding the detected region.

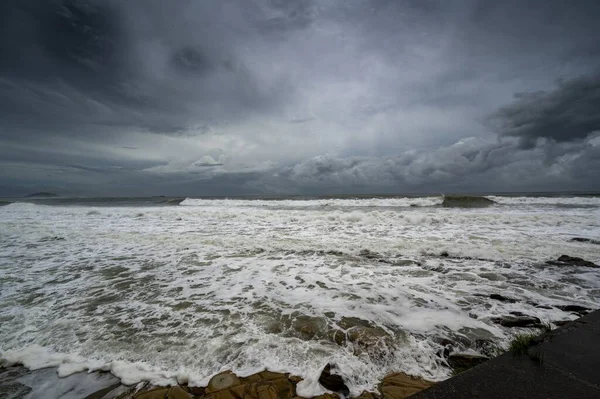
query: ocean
[{"left": 1, "top": 194, "right": 599, "bottom": 396}]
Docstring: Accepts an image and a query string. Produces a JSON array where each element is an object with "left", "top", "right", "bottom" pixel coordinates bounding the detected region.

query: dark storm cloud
[
  {"left": 489, "top": 74, "right": 600, "bottom": 147},
  {"left": 0, "top": 0, "right": 289, "bottom": 138},
  {"left": 1, "top": 0, "right": 600, "bottom": 196}
]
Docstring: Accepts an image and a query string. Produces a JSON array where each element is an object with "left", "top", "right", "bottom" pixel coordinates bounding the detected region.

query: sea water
[{"left": 1, "top": 195, "right": 599, "bottom": 396}]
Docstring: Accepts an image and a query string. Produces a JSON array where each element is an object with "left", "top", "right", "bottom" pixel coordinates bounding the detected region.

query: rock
[
  {"left": 134, "top": 386, "right": 193, "bottom": 399},
  {"left": 207, "top": 371, "right": 241, "bottom": 393},
  {"left": 359, "top": 249, "right": 382, "bottom": 259},
  {"left": 433, "top": 338, "right": 453, "bottom": 359},
  {"left": 355, "top": 391, "right": 380, "bottom": 399},
  {"left": 290, "top": 315, "right": 328, "bottom": 340},
  {"left": 329, "top": 329, "right": 347, "bottom": 346},
  {"left": 204, "top": 371, "right": 294, "bottom": 399},
  {"left": 489, "top": 294, "right": 517, "bottom": 303},
  {"left": 446, "top": 353, "right": 489, "bottom": 373},
  {"left": 491, "top": 315, "right": 543, "bottom": 328},
  {"left": 380, "top": 372, "right": 435, "bottom": 399},
  {"left": 346, "top": 325, "right": 391, "bottom": 357},
  {"left": 553, "top": 320, "right": 572, "bottom": 327},
  {"left": 545, "top": 255, "right": 599, "bottom": 268},
  {"left": 570, "top": 237, "right": 600, "bottom": 245},
  {"left": 310, "top": 394, "right": 341, "bottom": 399},
  {"left": 509, "top": 311, "right": 528, "bottom": 317},
  {"left": 555, "top": 305, "right": 591, "bottom": 316},
  {"left": 318, "top": 364, "right": 350, "bottom": 397}
]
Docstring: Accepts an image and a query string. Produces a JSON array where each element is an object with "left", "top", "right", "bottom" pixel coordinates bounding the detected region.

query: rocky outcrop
[
  {"left": 556, "top": 305, "right": 592, "bottom": 316},
  {"left": 133, "top": 386, "right": 193, "bottom": 399},
  {"left": 546, "top": 255, "right": 598, "bottom": 268},
  {"left": 202, "top": 371, "right": 295, "bottom": 399},
  {"left": 570, "top": 237, "right": 600, "bottom": 245},
  {"left": 379, "top": 372, "right": 435, "bottom": 399},
  {"left": 318, "top": 364, "right": 350, "bottom": 397},
  {"left": 489, "top": 294, "right": 517, "bottom": 303},
  {"left": 491, "top": 314, "right": 543, "bottom": 328},
  {"left": 446, "top": 354, "right": 489, "bottom": 374}
]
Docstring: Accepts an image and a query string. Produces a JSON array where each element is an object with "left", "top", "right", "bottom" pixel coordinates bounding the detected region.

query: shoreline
[
  {"left": 1, "top": 300, "right": 596, "bottom": 398},
  {"left": 0, "top": 365, "right": 435, "bottom": 399}
]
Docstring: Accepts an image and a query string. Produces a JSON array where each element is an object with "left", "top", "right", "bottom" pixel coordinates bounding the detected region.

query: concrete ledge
[{"left": 413, "top": 310, "right": 600, "bottom": 398}]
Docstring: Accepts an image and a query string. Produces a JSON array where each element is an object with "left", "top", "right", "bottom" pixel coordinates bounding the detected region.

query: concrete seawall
[{"left": 413, "top": 310, "right": 600, "bottom": 398}]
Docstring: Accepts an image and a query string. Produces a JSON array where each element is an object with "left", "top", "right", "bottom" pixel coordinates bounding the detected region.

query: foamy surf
[
  {"left": 179, "top": 196, "right": 444, "bottom": 208},
  {"left": 1, "top": 195, "right": 599, "bottom": 396}
]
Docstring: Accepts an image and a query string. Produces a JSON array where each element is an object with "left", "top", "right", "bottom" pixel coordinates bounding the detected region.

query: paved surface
[{"left": 413, "top": 310, "right": 600, "bottom": 398}]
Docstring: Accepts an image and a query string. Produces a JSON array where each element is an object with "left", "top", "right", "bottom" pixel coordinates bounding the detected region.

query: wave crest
[
  {"left": 179, "top": 197, "right": 444, "bottom": 208},
  {"left": 442, "top": 195, "right": 496, "bottom": 208}
]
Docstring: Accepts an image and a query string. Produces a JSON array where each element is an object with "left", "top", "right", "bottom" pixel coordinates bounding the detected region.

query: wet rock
[
  {"left": 434, "top": 338, "right": 454, "bottom": 359},
  {"left": 553, "top": 320, "right": 572, "bottom": 327},
  {"left": 328, "top": 329, "right": 347, "bottom": 346},
  {"left": 133, "top": 386, "right": 193, "bottom": 399},
  {"left": 570, "top": 237, "right": 600, "bottom": 245},
  {"left": 318, "top": 364, "right": 350, "bottom": 397},
  {"left": 310, "top": 394, "right": 340, "bottom": 399},
  {"left": 203, "top": 371, "right": 294, "bottom": 399},
  {"left": 380, "top": 372, "right": 435, "bottom": 399},
  {"left": 545, "top": 255, "right": 599, "bottom": 268},
  {"left": 355, "top": 391, "right": 380, "bottom": 399},
  {"left": 207, "top": 371, "right": 240, "bottom": 393},
  {"left": 359, "top": 249, "right": 383, "bottom": 259},
  {"left": 347, "top": 326, "right": 391, "bottom": 353},
  {"left": 491, "top": 315, "right": 543, "bottom": 328},
  {"left": 489, "top": 294, "right": 517, "bottom": 303},
  {"left": 555, "top": 305, "right": 591, "bottom": 316},
  {"left": 290, "top": 315, "right": 328, "bottom": 340},
  {"left": 446, "top": 353, "right": 489, "bottom": 374}
]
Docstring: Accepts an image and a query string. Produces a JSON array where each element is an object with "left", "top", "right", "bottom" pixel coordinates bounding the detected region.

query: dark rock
[
  {"left": 556, "top": 305, "right": 592, "bottom": 316},
  {"left": 440, "top": 251, "right": 449, "bottom": 257},
  {"left": 319, "top": 364, "right": 350, "bottom": 397},
  {"left": 509, "top": 311, "right": 528, "bottom": 317},
  {"left": 359, "top": 249, "right": 382, "bottom": 259},
  {"left": 447, "top": 353, "right": 489, "bottom": 373},
  {"left": 434, "top": 338, "right": 454, "bottom": 359},
  {"left": 473, "top": 339, "right": 503, "bottom": 358},
  {"left": 534, "top": 304, "right": 554, "bottom": 310},
  {"left": 545, "top": 255, "right": 599, "bottom": 268},
  {"left": 491, "top": 315, "right": 543, "bottom": 328},
  {"left": 25, "top": 192, "right": 58, "bottom": 198},
  {"left": 570, "top": 237, "right": 600, "bottom": 245},
  {"left": 553, "top": 320, "right": 572, "bottom": 327},
  {"left": 490, "top": 294, "right": 517, "bottom": 303}
]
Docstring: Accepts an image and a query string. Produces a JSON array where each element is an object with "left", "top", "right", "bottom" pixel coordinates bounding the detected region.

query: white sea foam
[
  {"left": 180, "top": 196, "right": 444, "bottom": 208},
  {"left": 487, "top": 195, "right": 600, "bottom": 206},
  {"left": 1, "top": 197, "right": 600, "bottom": 396}
]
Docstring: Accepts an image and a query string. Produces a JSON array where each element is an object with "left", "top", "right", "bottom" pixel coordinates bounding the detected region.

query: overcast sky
[{"left": 1, "top": 0, "right": 599, "bottom": 196}]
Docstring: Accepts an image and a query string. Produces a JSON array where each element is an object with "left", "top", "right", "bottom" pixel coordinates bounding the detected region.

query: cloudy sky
[{"left": 1, "top": 0, "right": 599, "bottom": 196}]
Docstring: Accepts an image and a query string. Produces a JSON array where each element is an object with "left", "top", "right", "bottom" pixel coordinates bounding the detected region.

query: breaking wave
[
  {"left": 487, "top": 196, "right": 600, "bottom": 206},
  {"left": 441, "top": 195, "right": 496, "bottom": 208},
  {"left": 180, "top": 197, "right": 444, "bottom": 208}
]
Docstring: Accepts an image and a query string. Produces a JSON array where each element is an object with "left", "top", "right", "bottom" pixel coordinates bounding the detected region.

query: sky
[{"left": 1, "top": 0, "right": 599, "bottom": 197}]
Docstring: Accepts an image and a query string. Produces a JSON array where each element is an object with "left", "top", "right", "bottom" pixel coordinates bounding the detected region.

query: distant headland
[{"left": 25, "top": 192, "right": 59, "bottom": 198}]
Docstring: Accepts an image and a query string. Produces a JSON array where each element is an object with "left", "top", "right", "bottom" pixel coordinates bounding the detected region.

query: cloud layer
[{"left": 1, "top": 0, "right": 599, "bottom": 196}]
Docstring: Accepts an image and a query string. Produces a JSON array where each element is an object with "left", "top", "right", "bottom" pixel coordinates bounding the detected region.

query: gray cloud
[
  {"left": 489, "top": 74, "right": 600, "bottom": 147},
  {"left": 0, "top": 0, "right": 599, "bottom": 196}
]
